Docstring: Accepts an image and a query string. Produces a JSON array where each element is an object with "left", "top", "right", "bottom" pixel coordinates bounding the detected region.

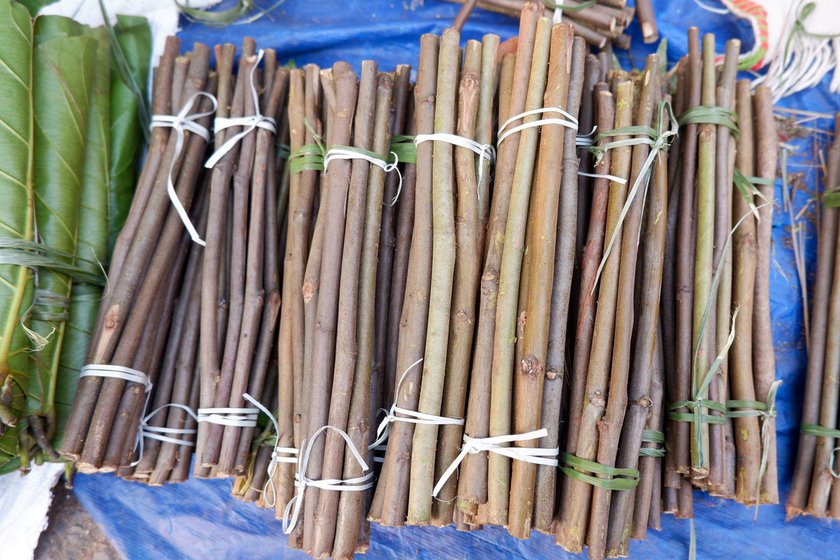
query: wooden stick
[
  {"left": 196, "top": 42, "right": 247, "bottom": 472},
  {"left": 59, "top": 39, "right": 179, "bottom": 459},
  {"left": 458, "top": 6, "right": 541, "bottom": 518},
  {"left": 670, "top": 28, "right": 701, "bottom": 479},
  {"left": 332, "top": 71, "right": 394, "bottom": 560},
  {"left": 216, "top": 62, "right": 288, "bottom": 475},
  {"left": 77, "top": 48, "right": 211, "bottom": 470},
  {"left": 376, "top": 34, "right": 437, "bottom": 528},
  {"left": 728, "top": 79, "right": 763, "bottom": 504},
  {"left": 707, "top": 40, "right": 740, "bottom": 496},
  {"left": 604, "top": 73, "right": 666, "bottom": 557},
  {"left": 300, "top": 61, "right": 359, "bottom": 553},
  {"left": 452, "top": 0, "right": 479, "bottom": 31},
  {"left": 629, "top": 327, "right": 666, "bottom": 545},
  {"left": 203, "top": 48, "right": 262, "bottom": 469},
  {"left": 555, "top": 78, "right": 634, "bottom": 553},
  {"left": 311, "top": 60, "right": 378, "bottom": 556},
  {"left": 588, "top": 55, "right": 658, "bottom": 560},
  {"left": 689, "top": 33, "right": 719, "bottom": 482},
  {"left": 486, "top": 16, "right": 552, "bottom": 527},
  {"left": 752, "top": 85, "right": 779, "bottom": 504},
  {"left": 509, "top": 26, "right": 578, "bottom": 539},
  {"left": 407, "top": 28, "right": 461, "bottom": 525},
  {"left": 635, "top": 0, "right": 658, "bottom": 43},
  {"left": 372, "top": 65, "right": 412, "bottom": 445},
  {"left": 430, "top": 39, "right": 482, "bottom": 527}
]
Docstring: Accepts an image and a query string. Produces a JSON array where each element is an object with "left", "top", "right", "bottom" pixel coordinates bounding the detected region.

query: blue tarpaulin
[{"left": 73, "top": 1, "right": 840, "bottom": 558}]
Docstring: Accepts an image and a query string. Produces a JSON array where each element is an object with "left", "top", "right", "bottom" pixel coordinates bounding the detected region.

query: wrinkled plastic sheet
[{"left": 74, "top": 1, "right": 840, "bottom": 558}]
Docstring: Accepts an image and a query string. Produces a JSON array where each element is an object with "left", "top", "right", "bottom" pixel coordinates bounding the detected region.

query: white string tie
[
  {"left": 368, "top": 358, "right": 464, "bottom": 451},
  {"left": 204, "top": 49, "right": 277, "bottom": 170},
  {"left": 80, "top": 364, "right": 152, "bottom": 392},
  {"left": 242, "top": 393, "right": 299, "bottom": 507},
  {"left": 80, "top": 365, "right": 154, "bottom": 467},
  {"left": 283, "top": 425, "right": 374, "bottom": 534},
  {"left": 323, "top": 147, "right": 404, "bottom": 206},
  {"left": 150, "top": 91, "right": 218, "bottom": 246},
  {"left": 431, "top": 428, "right": 558, "bottom": 498},
  {"left": 497, "top": 107, "right": 579, "bottom": 145},
  {"left": 578, "top": 171, "right": 628, "bottom": 184},
  {"left": 414, "top": 133, "right": 495, "bottom": 199},
  {"left": 131, "top": 403, "right": 199, "bottom": 466},
  {"left": 196, "top": 406, "right": 259, "bottom": 427}
]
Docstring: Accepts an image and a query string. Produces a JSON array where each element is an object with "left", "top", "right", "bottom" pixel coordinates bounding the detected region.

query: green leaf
[
  {"left": 13, "top": 0, "right": 55, "bottom": 17},
  {"left": 26, "top": 16, "right": 96, "bottom": 426},
  {"left": 0, "top": 0, "right": 36, "bottom": 458},
  {"left": 107, "top": 15, "right": 151, "bottom": 256},
  {"left": 51, "top": 25, "right": 110, "bottom": 450}
]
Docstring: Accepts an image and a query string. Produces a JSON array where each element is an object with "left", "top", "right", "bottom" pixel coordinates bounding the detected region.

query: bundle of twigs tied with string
[
  {"left": 787, "top": 113, "right": 840, "bottom": 521},
  {"left": 660, "top": 28, "right": 780, "bottom": 520},
  {"left": 59, "top": 37, "right": 290, "bottom": 486}
]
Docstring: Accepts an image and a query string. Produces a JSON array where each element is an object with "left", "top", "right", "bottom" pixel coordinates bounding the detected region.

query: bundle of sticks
[
  {"left": 448, "top": 0, "right": 656, "bottom": 50},
  {"left": 59, "top": 37, "right": 290, "bottom": 485},
  {"left": 662, "top": 29, "right": 779, "bottom": 514},
  {"left": 787, "top": 115, "right": 840, "bottom": 521}
]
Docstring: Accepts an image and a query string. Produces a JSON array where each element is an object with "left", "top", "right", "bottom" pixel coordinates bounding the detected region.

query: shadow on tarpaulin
[{"left": 73, "top": 0, "right": 840, "bottom": 558}]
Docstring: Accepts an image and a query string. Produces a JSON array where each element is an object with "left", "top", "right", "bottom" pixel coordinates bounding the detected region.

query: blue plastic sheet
[{"left": 74, "top": 1, "right": 840, "bottom": 558}]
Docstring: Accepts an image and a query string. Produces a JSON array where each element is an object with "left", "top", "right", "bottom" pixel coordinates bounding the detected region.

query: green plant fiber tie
[{"left": 559, "top": 452, "right": 640, "bottom": 491}]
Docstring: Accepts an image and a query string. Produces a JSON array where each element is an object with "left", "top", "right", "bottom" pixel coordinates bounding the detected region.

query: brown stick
[
  {"left": 427, "top": 40, "right": 482, "bottom": 527},
  {"left": 510, "top": 26, "right": 579, "bottom": 539},
  {"left": 377, "top": 35, "right": 438, "bottom": 528},
  {"left": 555, "top": 78, "right": 634, "bottom": 553},
  {"left": 670, "top": 28, "right": 701, "bottom": 479},
  {"left": 372, "top": 65, "right": 412, "bottom": 442},
  {"left": 706, "top": 40, "right": 740, "bottom": 496},
  {"left": 196, "top": 43, "right": 246, "bottom": 473},
  {"left": 752, "top": 85, "right": 779, "bottom": 504},
  {"left": 457, "top": 5, "right": 544, "bottom": 524},
  {"left": 635, "top": 0, "right": 658, "bottom": 43},
  {"left": 77, "top": 49, "right": 212, "bottom": 470},
  {"left": 300, "top": 62, "right": 359, "bottom": 552},
  {"left": 486, "top": 16, "right": 552, "bottom": 528},
  {"left": 332, "top": 71, "right": 394, "bottom": 560},
  {"left": 216, "top": 63, "right": 288, "bottom": 475},
  {"left": 406, "top": 28, "right": 461, "bottom": 525},
  {"left": 588, "top": 55, "right": 658, "bottom": 560},
  {"left": 203, "top": 48, "right": 262, "bottom": 468},
  {"left": 311, "top": 60, "right": 378, "bottom": 556},
  {"left": 603, "top": 72, "right": 666, "bottom": 556},
  {"left": 629, "top": 327, "right": 666, "bottom": 545}
]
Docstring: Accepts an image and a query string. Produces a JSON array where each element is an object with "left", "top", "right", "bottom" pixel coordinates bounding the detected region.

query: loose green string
[
  {"left": 678, "top": 105, "right": 740, "bottom": 138},
  {"left": 801, "top": 423, "right": 840, "bottom": 479},
  {"left": 0, "top": 238, "right": 106, "bottom": 286},
  {"left": 559, "top": 452, "right": 640, "bottom": 491},
  {"left": 733, "top": 168, "right": 771, "bottom": 219},
  {"left": 726, "top": 379, "right": 782, "bottom": 516},
  {"left": 823, "top": 187, "right": 840, "bottom": 207},
  {"left": 640, "top": 429, "right": 666, "bottom": 458},
  {"left": 389, "top": 135, "right": 417, "bottom": 165},
  {"left": 290, "top": 138, "right": 410, "bottom": 175},
  {"left": 288, "top": 143, "right": 325, "bottom": 174}
]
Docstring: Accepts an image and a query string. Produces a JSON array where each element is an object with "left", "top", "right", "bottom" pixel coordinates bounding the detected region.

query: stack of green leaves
[{"left": 0, "top": 0, "right": 151, "bottom": 475}]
